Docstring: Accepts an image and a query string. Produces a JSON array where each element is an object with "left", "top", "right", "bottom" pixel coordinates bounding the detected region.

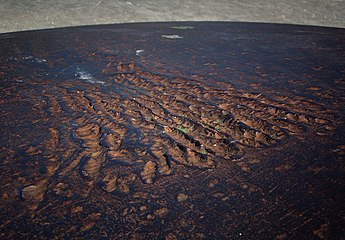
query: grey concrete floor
[{"left": 0, "top": 0, "right": 345, "bottom": 33}]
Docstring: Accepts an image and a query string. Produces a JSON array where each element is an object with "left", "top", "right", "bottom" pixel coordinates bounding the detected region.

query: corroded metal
[{"left": 0, "top": 22, "right": 345, "bottom": 239}]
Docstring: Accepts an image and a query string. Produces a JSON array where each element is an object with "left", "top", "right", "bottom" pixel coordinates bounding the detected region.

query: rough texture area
[
  {"left": 0, "top": 0, "right": 345, "bottom": 34},
  {"left": 0, "top": 22, "right": 345, "bottom": 239}
]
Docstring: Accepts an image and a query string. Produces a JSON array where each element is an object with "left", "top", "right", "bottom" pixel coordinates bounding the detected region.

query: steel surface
[{"left": 0, "top": 22, "right": 344, "bottom": 239}]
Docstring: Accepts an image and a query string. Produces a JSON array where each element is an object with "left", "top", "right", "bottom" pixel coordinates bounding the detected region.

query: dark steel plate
[{"left": 1, "top": 22, "right": 345, "bottom": 239}]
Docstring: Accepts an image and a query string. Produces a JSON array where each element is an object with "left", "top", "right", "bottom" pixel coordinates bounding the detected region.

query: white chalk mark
[
  {"left": 136, "top": 49, "right": 144, "bottom": 56},
  {"left": 161, "top": 35, "right": 183, "bottom": 39},
  {"left": 9, "top": 56, "right": 47, "bottom": 63},
  {"left": 75, "top": 67, "right": 106, "bottom": 85}
]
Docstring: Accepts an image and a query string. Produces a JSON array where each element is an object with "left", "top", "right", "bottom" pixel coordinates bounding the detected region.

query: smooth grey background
[{"left": 1, "top": 0, "right": 345, "bottom": 33}]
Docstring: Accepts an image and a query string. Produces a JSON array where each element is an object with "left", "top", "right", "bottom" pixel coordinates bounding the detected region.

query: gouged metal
[{"left": 0, "top": 22, "right": 344, "bottom": 239}]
